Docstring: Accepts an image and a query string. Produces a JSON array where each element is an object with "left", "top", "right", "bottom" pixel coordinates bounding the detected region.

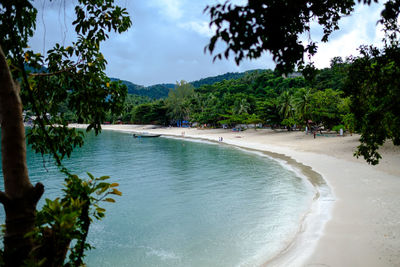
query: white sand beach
[{"left": 70, "top": 124, "right": 400, "bottom": 266}]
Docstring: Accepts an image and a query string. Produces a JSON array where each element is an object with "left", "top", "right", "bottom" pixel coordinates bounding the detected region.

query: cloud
[
  {"left": 148, "top": 0, "right": 184, "bottom": 21},
  {"left": 178, "top": 21, "right": 215, "bottom": 37},
  {"left": 311, "top": 2, "right": 385, "bottom": 68},
  {"left": 28, "top": 1, "right": 388, "bottom": 86}
]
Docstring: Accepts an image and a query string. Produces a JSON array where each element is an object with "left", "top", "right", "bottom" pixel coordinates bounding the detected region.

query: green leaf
[{"left": 98, "top": 176, "right": 110, "bottom": 180}]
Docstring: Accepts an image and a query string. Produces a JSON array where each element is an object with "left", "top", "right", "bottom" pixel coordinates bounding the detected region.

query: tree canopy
[
  {"left": 205, "top": 0, "right": 400, "bottom": 164},
  {"left": 205, "top": 0, "right": 370, "bottom": 73},
  {"left": 0, "top": 0, "right": 130, "bottom": 265},
  {"left": 117, "top": 66, "right": 351, "bottom": 130},
  {"left": 344, "top": 45, "right": 400, "bottom": 164}
]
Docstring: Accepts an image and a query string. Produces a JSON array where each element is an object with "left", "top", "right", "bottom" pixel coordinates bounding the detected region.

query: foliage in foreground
[
  {"left": 345, "top": 45, "right": 400, "bottom": 164},
  {"left": 26, "top": 174, "right": 121, "bottom": 266},
  {"left": 202, "top": 0, "right": 400, "bottom": 164},
  {"left": 0, "top": 0, "right": 131, "bottom": 266}
]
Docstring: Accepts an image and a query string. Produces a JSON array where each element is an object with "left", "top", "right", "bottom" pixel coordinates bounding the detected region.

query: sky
[{"left": 29, "top": 0, "right": 384, "bottom": 86}]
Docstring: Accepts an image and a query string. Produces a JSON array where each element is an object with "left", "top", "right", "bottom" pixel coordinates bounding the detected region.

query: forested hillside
[
  {"left": 110, "top": 78, "right": 174, "bottom": 99},
  {"left": 190, "top": 70, "right": 262, "bottom": 88},
  {"left": 111, "top": 70, "right": 262, "bottom": 99},
  {"left": 111, "top": 60, "right": 349, "bottom": 134}
]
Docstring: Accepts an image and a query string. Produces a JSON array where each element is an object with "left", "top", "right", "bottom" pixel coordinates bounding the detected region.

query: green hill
[
  {"left": 112, "top": 69, "right": 264, "bottom": 99},
  {"left": 110, "top": 78, "right": 174, "bottom": 99},
  {"left": 190, "top": 70, "right": 263, "bottom": 88}
]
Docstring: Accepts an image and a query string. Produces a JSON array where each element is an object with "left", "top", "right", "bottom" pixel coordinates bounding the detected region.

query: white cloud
[
  {"left": 178, "top": 21, "right": 215, "bottom": 37},
  {"left": 29, "top": 0, "right": 389, "bottom": 85},
  {"left": 149, "top": 0, "right": 183, "bottom": 20},
  {"left": 312, "top": 2, "right": 385, "bottom": 68},
  {"left": 313, "top": 31, "right": 366, "bottom": 68}
]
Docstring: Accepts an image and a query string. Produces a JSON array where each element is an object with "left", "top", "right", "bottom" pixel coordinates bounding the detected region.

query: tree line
[{"left": 108, "top": 58, "right": 351, "bottom": 134}]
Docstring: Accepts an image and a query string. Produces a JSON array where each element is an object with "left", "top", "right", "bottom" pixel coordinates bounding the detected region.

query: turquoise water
[{"left": 0, "top": 130, "right": 314, "bottom": 266}]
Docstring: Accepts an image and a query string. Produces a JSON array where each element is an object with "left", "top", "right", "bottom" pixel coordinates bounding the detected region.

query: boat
[{"left": 133, "top": 133, "right": 161, "bottom": 138}]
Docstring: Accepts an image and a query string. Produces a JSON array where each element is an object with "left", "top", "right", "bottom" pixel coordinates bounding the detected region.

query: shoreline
[
  {"left": 160, "top": 133, "right": 333, "bottom": 267},
  {"left": 70, "top": 124, "right": 400, "bottom": 266}
]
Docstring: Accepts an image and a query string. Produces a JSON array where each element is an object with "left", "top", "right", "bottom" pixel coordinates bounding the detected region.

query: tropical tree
[
  {"left": 256, "top": 99, "right": 282, "bottom": 128},
  {"left": 120, "top": 94, "right": 153, "bottom": 122},
  {"left": 344, "top": 45, "right": 400, "bottom": 164},
  {"left": 205, "top": 0, "right": 400, "bottom": 164},
  {"left": 342, "top": 113, "right": 356, "bottom": 136},
  {"left": 245, "top": 113, "right": 263, "bottom": 130},
  {"left": 278, "top": 90, "right": 294, "bottom": 122},
  {"left": 166, "top": 80, "right": 195, "bottom": 124},
  {"left": 0, "top": 1, "right": 131, "bottom": 265},
  {"left": 218, "top": 112, "right": 248, "bottom": 127},
  {"left": 281, "top": 117, "right": 297, "bottom": 130},
  {"left": 293, "top": 88, "right": 312, "bottom": 128},
  {"left": 233, "top": 98, "right": 251, "bottom": 115},
  {"left": 132, "top": 103, "right": 153, "bottom": 124},
  {"left": 309, "top": 89, "right": 343, "bottom": 129},
  {"left": 132, "top": 100, "right": 168, "bottom": 125},
  {"left": 314, "top": 57, "right": 349, "bottom": 90},
  {"left": 189, "top": 93, "right": 221, "bottom": 126}
]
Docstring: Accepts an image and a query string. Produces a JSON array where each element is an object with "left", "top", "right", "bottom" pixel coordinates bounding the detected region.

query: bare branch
[
  {"left": 29, "top": 64, "right": 75, "bottom": 77},
  {"left": 29, "top": 58, "right": 84, "bottom": 77}
]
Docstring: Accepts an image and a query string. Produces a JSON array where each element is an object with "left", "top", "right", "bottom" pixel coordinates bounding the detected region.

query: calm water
[{"left": 0, "top": 130, "right": 314, "bottom": 266}]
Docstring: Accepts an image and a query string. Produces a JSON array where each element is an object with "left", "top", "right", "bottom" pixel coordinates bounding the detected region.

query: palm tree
[
  {"left": 233, "top": 98, "right": 250, "bottom": 115},
  {"left": 278, "top": 90, "right": 293, "bottom": 119},
  {"left": 293, "top": 88, "right": 312, "bottom": 128}
]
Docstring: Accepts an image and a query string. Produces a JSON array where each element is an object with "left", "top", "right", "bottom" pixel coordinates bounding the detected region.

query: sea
[{"left": 0, "top": 129, "right": 319, "bottom": 266}]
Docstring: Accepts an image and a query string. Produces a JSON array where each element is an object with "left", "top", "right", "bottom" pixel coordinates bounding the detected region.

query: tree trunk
[{"left": 0, "top": 46, "right": 44, "bottom": 266}]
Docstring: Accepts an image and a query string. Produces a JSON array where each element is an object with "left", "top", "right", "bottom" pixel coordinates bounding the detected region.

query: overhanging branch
[{"left": 28, "top": 58, "right": 84, "bottom": 77}]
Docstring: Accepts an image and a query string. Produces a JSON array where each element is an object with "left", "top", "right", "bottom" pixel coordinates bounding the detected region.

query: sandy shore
[{"left": 71, "top": 124, "right": 400, "bottom": 266}]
